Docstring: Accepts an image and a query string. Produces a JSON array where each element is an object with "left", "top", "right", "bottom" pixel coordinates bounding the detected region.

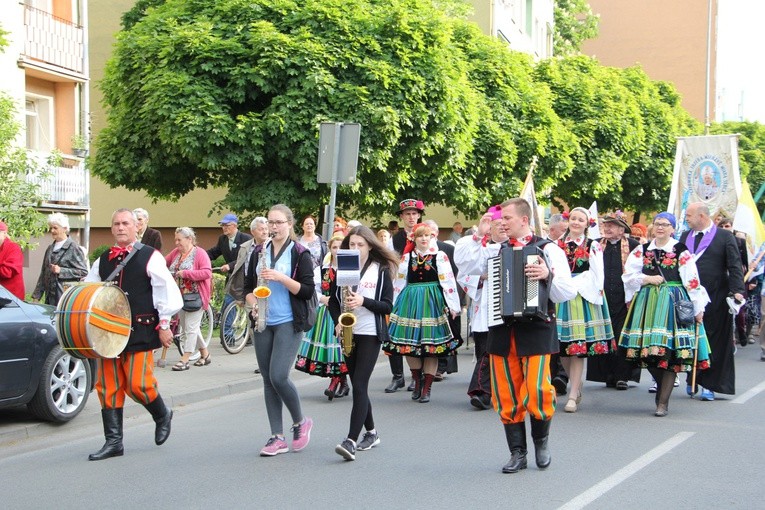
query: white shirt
[
  {"left": 352, "top": 262, "right": 380, "bottom": 336},
  {"left": 86, "top": 245, "right": 182, "bottom": 322}
]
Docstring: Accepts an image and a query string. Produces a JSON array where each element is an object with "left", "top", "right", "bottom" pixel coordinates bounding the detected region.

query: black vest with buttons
[{"left": 98, "top": 245, "right": 160, "bottom": 353}]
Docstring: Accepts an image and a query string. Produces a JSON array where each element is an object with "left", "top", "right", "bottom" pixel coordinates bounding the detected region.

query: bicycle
[
  {"left": 156, "top": 305, "right": 214, "bottom": 367},
  {"left": 219, "top": 300, "right": 252, "bottom": 354},
  {"left": 172, "top": 304, "right": 215, "bottom": 359}
]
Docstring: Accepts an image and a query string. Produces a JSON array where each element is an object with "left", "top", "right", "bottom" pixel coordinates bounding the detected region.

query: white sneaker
[
  {"left": 673, "top": 375, "right": 680, "bottom": 387},
  {"left": 648, "top": 380, "right": 657, "bottom": 393}
]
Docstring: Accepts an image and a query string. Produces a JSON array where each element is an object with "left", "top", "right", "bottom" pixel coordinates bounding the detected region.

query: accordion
[{"left": 487, "top": 244, "right": 550, "bottom": 327}]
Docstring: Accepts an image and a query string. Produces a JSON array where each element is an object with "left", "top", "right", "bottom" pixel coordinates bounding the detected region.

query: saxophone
[
  {"left": 252, "top": 235, "right": 274, "bottom": 332},
  {"left": 338, "top": 286, "right": 357, "bottom": 357}
]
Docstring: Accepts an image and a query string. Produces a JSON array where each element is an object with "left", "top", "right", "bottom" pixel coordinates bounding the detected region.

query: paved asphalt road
[{"left": 2, "top": 341, "right": 764, "bottom": 509}]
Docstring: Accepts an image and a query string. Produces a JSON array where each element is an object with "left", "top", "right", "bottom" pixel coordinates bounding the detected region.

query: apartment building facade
[
  {"left": 1, "top": 0, "right": 90, "bottom": 292},
  {"left": 582, "top": 0, "right": 718, "bottom": 123},
  {"left": 469, "top": 0, "right": 554, "bottom": 60}
]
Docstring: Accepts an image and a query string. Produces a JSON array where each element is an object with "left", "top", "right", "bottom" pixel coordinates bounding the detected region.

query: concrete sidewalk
[{"left": 0, "top": 340, "right": 269, "bottom": 445}]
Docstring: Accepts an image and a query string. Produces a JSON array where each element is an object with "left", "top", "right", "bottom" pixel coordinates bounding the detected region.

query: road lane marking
[
  {"left": 730, "top": 380, "right": 765, "bottom": 404},
  {"left": 557, "top": 431, "right": 695, "bottom": 510}
]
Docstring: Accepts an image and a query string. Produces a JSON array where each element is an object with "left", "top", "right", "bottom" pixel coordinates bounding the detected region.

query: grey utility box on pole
[{"left": 317, "top": 122, "right": 361, "bottom": 239}]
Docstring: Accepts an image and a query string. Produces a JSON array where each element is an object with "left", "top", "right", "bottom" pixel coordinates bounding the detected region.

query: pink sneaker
[
  {"left": 259, "top": 436, "right": 289, "bottom": 456},
  {"left": 291, "top": 417, "right": 313, "bottom": 452}
]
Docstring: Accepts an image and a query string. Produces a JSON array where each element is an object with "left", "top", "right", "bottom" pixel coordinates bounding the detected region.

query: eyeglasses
[
  {"left": 653, "top": 222, "right": 673, "bottom": 228},
  {"left": 267, "top": 220, "right": 288, "bottom": 226}
]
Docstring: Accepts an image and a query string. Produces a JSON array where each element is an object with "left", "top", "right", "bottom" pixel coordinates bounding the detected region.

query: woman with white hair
[
  {"left": 165, "top": 227, "right": 213, "bottom": 370},
  {"left": 32, "top": 212, "right": 89, "bottom": 305}
]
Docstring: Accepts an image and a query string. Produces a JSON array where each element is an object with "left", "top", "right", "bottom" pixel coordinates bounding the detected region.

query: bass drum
[{"left": 55, "top": 283, "right": 131, "bottom": 359}]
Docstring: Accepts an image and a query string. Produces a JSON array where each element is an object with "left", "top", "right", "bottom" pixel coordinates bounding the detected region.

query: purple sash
[{"left": 687, "top": 225, "right": 717, "bottom": 256}]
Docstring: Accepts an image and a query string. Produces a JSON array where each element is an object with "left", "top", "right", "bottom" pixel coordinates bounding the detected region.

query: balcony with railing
[
  {"left": 26, "top": 152, "right": 89, "bottom": 210},
  {"left": 22, "top": 4, "right": 85, "bottom": 77}
]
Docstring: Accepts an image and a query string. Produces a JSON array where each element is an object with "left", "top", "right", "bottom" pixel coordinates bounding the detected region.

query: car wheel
[{"left": 27, "top": 345, "right": 92, "bottom": 423}]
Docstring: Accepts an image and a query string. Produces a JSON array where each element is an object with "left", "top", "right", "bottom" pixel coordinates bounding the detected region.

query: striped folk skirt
[
  {"left": 295, "top": 304, "right": 347, "bottom": 377},
  {"left": 619, "top": 283, "right": 711, "bottom": 372},
  {"left": 384, "top": 282, "right": 461, "bottom": 357},
  {"left": 556, "top": 294, "right": 615, "bottom": 357}
]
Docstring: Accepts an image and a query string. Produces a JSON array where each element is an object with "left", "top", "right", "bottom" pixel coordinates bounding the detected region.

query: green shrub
[{"left": 89, "top": 244, "right": 110, "bottom": 264}]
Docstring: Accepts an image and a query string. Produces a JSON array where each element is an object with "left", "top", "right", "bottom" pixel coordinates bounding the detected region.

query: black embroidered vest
[{"left": 99, "top": 246, "right": 160, "bottom": 352}]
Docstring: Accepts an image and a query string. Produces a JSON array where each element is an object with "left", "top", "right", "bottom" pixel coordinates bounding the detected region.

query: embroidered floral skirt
[
  {"left": 556, "top": 294, "right": 614, "bottom": 357},
  {"left": 295, "top": 304, "right": 347, "bottom": 377},
  {"left": 384, "top": 282, "right": 461, "bottom": 357},
  {"left": 619, "top": 283, "right": 711, "bottom": 372}
]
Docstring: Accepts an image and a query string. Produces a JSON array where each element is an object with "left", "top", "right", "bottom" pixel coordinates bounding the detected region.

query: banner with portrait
[{"left": 667, "top": 134, "right": 741, "bottom": 236}]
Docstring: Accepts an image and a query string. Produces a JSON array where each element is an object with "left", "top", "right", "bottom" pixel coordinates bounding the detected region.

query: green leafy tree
[
  {"left": 710, "top": 121, "right": 765, "bottom": 206},
  {"left": 553, "top": 0, "right": 599, "bottom": 56},
  {"left": 618, "top": 68, "right": 700, "bottom": 216},
  {"left": 93, "top": 0, "right": 576, "bottom": 219},
  {"left": 535, "top": 56, "right": 701, "bottom": 215},
  {"left": 534, "top": 56, "right": 643, "bottom": 211},
  {"left": 0, "top": 28, "right": 47, "bottom": 247}
]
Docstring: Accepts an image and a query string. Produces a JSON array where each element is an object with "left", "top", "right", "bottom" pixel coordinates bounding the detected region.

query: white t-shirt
[{"left": 351, "top": 261, "right": 380, "bottom": 336}]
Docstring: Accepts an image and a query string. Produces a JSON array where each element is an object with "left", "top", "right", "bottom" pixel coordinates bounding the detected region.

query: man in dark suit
[
  {"left": 134, "top": 208, "right": 163, "bottom": 252},
  {"left": 587, "top": 212, "right": 640, "bottom": 389},
  {"left": 208, "top": 213, "right": 253, "bottom": 335},
  {"left": 718, "top": 217, "right": 749, "bottom": 346},
  {"left": 681, "top": 202, "right": 745, "bottom": 400}
]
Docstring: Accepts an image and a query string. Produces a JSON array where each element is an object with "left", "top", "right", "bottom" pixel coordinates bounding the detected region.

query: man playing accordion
[{"left": 460, "top": 198, "right": 575, "bottom": 473}]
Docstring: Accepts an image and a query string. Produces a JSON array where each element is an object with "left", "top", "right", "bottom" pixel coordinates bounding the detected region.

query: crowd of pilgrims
[
  {"left": 10, "top": 199, "right": 749, "bottom": 469},
  {"left": 284, "top": 197, "right": 752, "bottom": 467}
]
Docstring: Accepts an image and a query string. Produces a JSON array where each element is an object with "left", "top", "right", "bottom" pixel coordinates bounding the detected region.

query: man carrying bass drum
[{"left": 84, "top": 208, "right": 182, "bottom": 461}]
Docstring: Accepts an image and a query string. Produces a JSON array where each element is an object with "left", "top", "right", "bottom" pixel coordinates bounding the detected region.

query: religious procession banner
[{"left": 667, "top": 134, "right": 741, "bottom": 236}]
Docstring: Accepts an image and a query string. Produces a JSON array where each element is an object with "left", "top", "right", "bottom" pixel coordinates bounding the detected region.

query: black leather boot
[
  {"left": 530, "top": 417, "right": 552, "bottom": 469},
  {"left": 89, "top": 408, "right": 124, "bottom": 461},
  {"left": 384, "top": 374, "right": 405, "bottom": 393},
  {"left": 501, "top": 422, "right": 528, "bottom": 473},
  {"left": 144, "top": 395, "right": 173, "bottom": 445},
  {"left": 410, "top": 369, "right": 423, "bottom": 400}
]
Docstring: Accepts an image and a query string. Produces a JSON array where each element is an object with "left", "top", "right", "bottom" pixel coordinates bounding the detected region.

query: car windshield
[{"left": 0, "top": 284, "right": 14, "bottom": 301}]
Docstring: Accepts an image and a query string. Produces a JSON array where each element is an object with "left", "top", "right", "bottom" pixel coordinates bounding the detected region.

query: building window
[
  {"left": 25, "top": 95, "right": 54, "bottom": 153},
  {"left": 525, "top": 0, "right": 533, "bottom": 36}
]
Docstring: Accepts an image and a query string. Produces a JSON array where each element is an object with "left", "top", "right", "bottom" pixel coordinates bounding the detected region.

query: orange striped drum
[{"left": 55, "top": 283, "right": 131, "bottom": 359}]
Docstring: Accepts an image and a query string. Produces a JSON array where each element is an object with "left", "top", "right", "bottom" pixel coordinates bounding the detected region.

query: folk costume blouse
[
  {"left": 622, "top": 238, "right": 710, "bottom": 315},
  {"left": 557, "top": 234, "right": 605, "bottom": 306}
]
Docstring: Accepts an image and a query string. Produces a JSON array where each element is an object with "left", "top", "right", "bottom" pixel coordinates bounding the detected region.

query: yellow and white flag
[
  {"left": 520, "top": 162, "right": 543, "bottom": 237},
  {"left": 667, "top": 134, "right": 741, "bottom": 236},
  {"left": 733, "top": 180, "right": 765, "bottom": 258},
  {"left": 587, "top": 201, "right": 601, "bottom": 240}
]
